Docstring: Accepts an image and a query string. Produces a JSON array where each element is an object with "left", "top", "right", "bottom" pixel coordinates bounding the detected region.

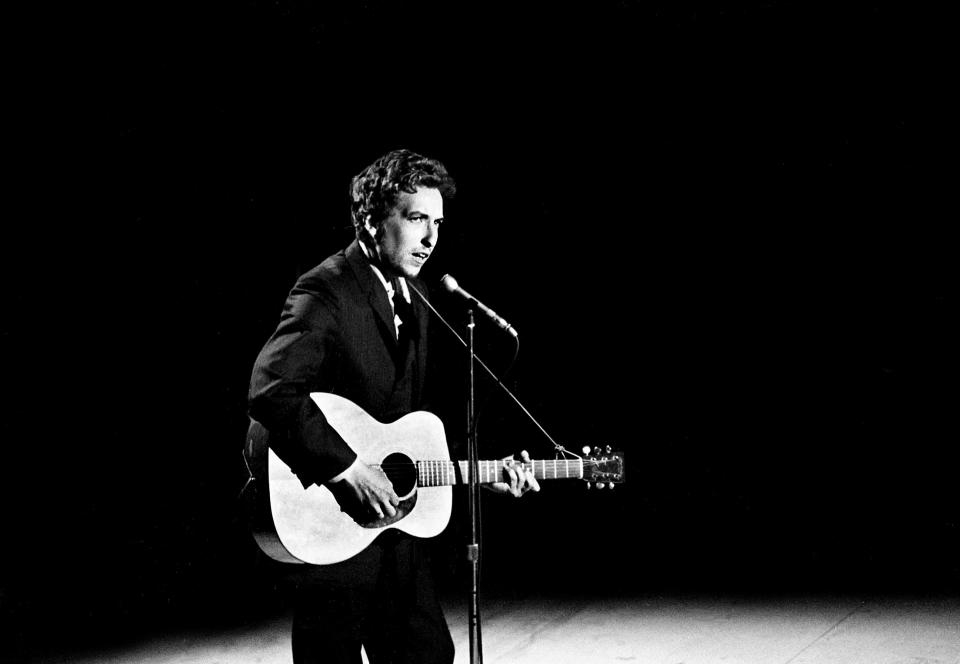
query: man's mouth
[{"left": 412, "top": 251, "right": 429, "bottom": 262}]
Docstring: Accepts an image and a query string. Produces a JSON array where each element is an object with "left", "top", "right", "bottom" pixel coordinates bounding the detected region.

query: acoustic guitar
[{"left": 242, "top": 392, "right": 625, "bottom": 565}]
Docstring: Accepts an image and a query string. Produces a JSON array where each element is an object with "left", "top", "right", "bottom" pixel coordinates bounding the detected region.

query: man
[{"left": 248, "top": 149, "right": 538, "bottom": 663}]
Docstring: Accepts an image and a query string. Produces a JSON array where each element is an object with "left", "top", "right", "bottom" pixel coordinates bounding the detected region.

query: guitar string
[{"left": 370, "top": 460, "right": 613, "bottom": 466}]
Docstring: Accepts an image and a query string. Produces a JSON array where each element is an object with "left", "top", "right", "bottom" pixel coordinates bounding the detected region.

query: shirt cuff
[{"left": 327, "top": 456, "right": 362, "bottom": 483}]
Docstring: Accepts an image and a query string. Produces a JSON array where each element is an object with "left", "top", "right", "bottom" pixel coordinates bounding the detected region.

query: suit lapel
[
  {"left": 345, "top": 240, "right": 430, "bottom": 401},
  {"left": 345, "top": 240, "right": 398, "bottom": 349}
]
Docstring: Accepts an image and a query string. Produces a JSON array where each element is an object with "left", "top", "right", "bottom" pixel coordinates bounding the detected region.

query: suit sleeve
[{"left": 248, "top": 283, "right": 357, "bottom": 487}]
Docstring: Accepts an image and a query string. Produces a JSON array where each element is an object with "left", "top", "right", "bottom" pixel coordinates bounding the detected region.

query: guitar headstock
[{"left": 581, "top": 445, "right": 625, "bottom": 489}]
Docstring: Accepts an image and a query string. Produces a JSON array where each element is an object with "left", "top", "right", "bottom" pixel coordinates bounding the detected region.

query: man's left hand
[{"left": 486, "top": 450, "right": 540, "bottom": 497}]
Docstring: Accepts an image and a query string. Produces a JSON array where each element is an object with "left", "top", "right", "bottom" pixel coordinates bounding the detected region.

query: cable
[{"left": 409, "top": 283, "right": 580, "bottom": 460}]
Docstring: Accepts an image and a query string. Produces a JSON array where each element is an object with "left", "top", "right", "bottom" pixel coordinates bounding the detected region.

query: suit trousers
[{"left": 291, "top": 531, "right": 454, "bottom": 664}]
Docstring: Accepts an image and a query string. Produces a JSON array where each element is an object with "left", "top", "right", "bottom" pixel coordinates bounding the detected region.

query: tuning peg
[
  {"left": 605, "top": 445, "right": 612, "bottom": 454},
  {"left": 608, "top": 482, "right": 615, "bottom": 490},
  {"left": 582, "top": 445, "right": 592, "bottom": 455},
  {"left": 585, "top": 482, "right": 591, "bottom": 490},
  {"left": 596, "top": 482, "right": 606, "bottom": 489}
]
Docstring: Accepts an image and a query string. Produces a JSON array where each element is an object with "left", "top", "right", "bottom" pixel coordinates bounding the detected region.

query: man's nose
[{"left": 422, "top": 222, "right": 438, "bottom": 247}]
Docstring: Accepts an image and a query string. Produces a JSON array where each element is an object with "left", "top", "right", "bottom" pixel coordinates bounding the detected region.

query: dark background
[{"left": 4, "top": 1, "right": 956, "bottom": 660}]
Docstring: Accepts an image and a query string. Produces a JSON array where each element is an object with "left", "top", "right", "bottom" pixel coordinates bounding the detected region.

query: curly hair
[{"left": 350, "top": 149, "right": 456, "bottom": 235}]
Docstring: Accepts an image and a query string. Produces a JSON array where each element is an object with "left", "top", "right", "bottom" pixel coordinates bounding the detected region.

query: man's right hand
[{"left": 327, "top": 459, "right": 400, "bottom": 522}]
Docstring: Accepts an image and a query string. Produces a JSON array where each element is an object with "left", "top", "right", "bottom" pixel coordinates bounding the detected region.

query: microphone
[{"left": 440, "top": 274, "right": 518, "bottom": 338}]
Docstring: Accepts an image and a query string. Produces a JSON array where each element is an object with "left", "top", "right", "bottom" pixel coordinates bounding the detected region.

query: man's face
[{"left": 366, "top": 186, "right": 444, "bottom": 279}]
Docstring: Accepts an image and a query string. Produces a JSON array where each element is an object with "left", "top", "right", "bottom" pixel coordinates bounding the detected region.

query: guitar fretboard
[{"left": 415, "top": 459, "right": 584, "bottom": 488}]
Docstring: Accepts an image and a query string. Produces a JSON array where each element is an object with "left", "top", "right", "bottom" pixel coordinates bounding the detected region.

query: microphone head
[{"left": 440, "top": 274, "right": 459, "bottom": 293}]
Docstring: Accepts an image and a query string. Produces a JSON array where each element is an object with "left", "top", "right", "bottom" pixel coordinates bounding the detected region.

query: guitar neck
[{"left": 416, "top": 459, "right": 583, "bottom": 488}]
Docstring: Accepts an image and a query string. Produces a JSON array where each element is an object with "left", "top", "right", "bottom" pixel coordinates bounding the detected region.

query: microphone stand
[{"left": 465, "top": 308, "right": 483, "bottom": 664}]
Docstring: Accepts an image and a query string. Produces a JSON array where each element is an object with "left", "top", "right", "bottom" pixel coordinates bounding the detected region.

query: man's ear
[{"left": 362, "top": 215, "right": 377, "bottom": 241}]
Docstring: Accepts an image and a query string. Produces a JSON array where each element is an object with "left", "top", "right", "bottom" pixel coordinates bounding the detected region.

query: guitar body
[{"left": 243, "top": 393, "right": 452, "bottom": 565}]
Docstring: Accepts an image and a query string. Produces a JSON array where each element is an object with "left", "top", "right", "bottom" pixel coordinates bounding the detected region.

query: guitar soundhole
[{"left": 381, "top": 452, "right": 417, "bottom": 498}]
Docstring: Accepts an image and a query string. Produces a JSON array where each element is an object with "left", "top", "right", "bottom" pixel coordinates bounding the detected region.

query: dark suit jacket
[{"left": 248, "top": 239, "right": 433, "bottom": 487}]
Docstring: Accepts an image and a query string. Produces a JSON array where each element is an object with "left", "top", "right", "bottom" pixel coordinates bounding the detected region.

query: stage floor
[{"left": 50, "top": 593, "right": 960, "bottom": 664}]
